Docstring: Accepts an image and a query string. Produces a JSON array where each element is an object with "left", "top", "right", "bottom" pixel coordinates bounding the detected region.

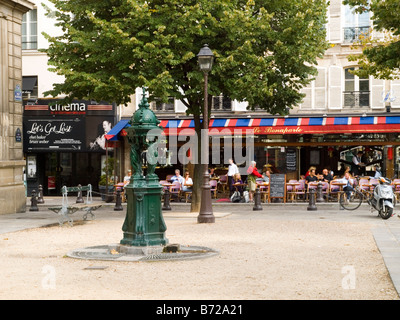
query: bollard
[
  {"left": 114, "top": 188, "right": 123, "bottom": 211},
  {"left": 253, "top": 188, "right": 263, "bottom": 211},
  {"left": 162, "top": 188, "right": 171, "bottom": 211},
  {"left": 76, "top": 184, "right": 84, "bottom": 203},
  {"left": 316, "top": 182, "right": 324, "bottom": 203},
  {"left": 37, "top": 185, "right": 44, "bottom": 204},
  {"left": 307, "top": 188, "right": 317, "bottom": 211},
  {"left": 29, "top": 190, "right": 39, "bottom": 212}
]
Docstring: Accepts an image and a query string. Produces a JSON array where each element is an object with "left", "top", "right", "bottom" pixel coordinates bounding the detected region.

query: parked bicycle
[{"left": 339, "top": 176, "right": 395, "bottom": 220}]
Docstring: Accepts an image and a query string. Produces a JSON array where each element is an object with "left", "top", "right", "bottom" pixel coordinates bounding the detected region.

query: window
[
  {"left": 153, "top": 97, "right": 174, "bottom": 112},
  {"left": 343, "top": 5, "right": 370, "bottom": 43},
  {"left": 212, "top": 95, "right": 232, "bottom": 111},
  {"left": 344, "top": 67, "right": 369, "bottom": 108},
  {"left": 22, "top": 9, "right": 37, "bottom": 50}
]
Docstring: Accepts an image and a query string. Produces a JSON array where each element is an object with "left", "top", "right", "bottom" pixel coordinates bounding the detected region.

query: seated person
[
  {"left": 209, "top": 167, "right": 217, "bottom": 179},
  {"left": 262, "top": 169, "right": 271, "bottom": 183},
  {"left": 305, "top": 168, "right": 318, "bottom": 184},
  {"left": 340, "top": 172, "right": 355, "bottom": 202},
  {"left": 182, "top": 171, "right": 193, "bottom": 192},
  {"left": 321, "top": 168, "right": 333, "bottom": 183},
  {"left": 171, "top": 169, "right": 185, "bottom": 187},
  {"left": 232, "top": 173, "right": 244, "bottom": 195}
]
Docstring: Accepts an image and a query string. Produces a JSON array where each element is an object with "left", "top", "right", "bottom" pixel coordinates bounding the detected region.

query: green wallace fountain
[{"left": 120, "top": 88, "right": 168, "bottom": 249}]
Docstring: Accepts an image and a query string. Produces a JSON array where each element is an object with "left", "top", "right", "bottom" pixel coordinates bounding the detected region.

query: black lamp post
[{"left": 197, "top": 44, "right": 215, "bottom": 224}]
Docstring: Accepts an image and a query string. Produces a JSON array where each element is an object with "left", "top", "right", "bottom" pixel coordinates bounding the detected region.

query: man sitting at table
[
  {"left": 340, "top": 172, "right": 355, "bottom": 203},
  {"left": 171, "top": 169, "right": 185, "bottom": 187},
  {"left": 321, "top": 168, "right": 333, "bottom": 183}
]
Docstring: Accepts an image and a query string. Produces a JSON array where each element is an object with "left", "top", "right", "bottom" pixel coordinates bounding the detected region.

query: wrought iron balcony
[
  {"left": 343, "top": 26, "right": 370, "bottom": 43},
  {"left": 343, "top": 91, "right": 370, "bottom": 108}
]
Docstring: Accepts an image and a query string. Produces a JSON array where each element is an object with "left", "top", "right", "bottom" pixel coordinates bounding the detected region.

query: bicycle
[{"left": 339, "top": 176, "right": 395, "bottom": 220}]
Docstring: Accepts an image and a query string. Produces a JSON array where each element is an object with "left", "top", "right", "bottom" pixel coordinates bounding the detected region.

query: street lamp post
[{"left": 197, "top": 44, "right": 215, "bottom": 224}]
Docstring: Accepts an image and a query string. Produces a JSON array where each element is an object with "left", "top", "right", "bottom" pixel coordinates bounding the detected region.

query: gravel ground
[{"left": 0, "top": 213, "right": 398, "bottom": 300}]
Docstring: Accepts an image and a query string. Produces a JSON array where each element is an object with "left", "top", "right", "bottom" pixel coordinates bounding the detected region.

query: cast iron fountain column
[{"left": 120, "top": 88, "right": 168, "bottom": 247}]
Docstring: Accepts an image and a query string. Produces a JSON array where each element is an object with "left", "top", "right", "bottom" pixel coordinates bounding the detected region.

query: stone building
[{"left": 0, "top": 0, "right": 34, "bottom": 214}]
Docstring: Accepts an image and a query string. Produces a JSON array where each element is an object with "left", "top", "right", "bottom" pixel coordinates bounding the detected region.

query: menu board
[
  {"left": 286, "top": 148, "right": 297, "bottom": 171},
  {"left": 269, "top": 174, "right": 286, "bottom": 202}
]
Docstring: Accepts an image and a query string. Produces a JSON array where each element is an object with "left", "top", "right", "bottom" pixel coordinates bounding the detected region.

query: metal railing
[
  {"left": 343, "top": 26, "right": 370, "bottom": 43},
  {"left": 343, "top": 91, "right": 370, "bottom": 108}
]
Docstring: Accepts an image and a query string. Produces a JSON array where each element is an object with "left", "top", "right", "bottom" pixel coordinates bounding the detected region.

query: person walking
[{"left": 247, "top": 161, "right": 263, "bottom": 202}]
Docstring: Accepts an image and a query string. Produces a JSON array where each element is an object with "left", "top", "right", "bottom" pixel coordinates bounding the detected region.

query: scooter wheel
[{"left": 379, "top": 207, "right": 393, "bottom": 220}]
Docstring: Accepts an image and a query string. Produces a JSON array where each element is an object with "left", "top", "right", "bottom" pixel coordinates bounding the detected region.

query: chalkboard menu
[
  {"left": 269, "top": 174, "right": 286, "bottom": 202},
  {"left": 286, "top": 148, "right": 297, "bottom": 171}
]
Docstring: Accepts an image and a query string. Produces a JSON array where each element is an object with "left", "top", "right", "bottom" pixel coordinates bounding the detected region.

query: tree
[
  {"left": 344, "top": 0, "right": 400, "bottom": 80},
  {"left": 43, "top": 0, "right": 328, "bottom": 211}
]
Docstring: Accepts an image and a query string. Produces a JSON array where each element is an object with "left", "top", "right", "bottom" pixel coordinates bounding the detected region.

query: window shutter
[
  {"left": 370, "top": 77, "right": 385, "bottom": 109},
  {"left": 390, "top": 80, "right": 400, "bottom": 109},
  {"left": 315, "top": 67, "right": 327, "bottom": 109},
  {"left": 300, "top": 86, "right": 312, "bottom": 110},
  {"left": 328, "top": 65, "right": 343, "bottom": 109},
  {"left": 371, "top": 26, "right": 385, "bottom": 42},
  {"left": 329, "top": 0, "right": 342, "bottom": 43}
]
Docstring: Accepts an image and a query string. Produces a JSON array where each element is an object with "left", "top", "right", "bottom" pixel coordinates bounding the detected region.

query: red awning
[{"left": 159, "top": 116, "right": 400, "bottom": 135}]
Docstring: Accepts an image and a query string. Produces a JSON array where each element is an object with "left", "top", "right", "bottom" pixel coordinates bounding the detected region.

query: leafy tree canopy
[
  {"left": 344, "top": 0, "right": 400, "bottom": 80},
  {"left": 43, "top": 0, "right": 328, "bottom": 116}
]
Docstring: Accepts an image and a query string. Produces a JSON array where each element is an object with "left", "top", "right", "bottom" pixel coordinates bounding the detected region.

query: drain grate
[{"left": 67, "top": 244, "right": 218, "bottom": 262}]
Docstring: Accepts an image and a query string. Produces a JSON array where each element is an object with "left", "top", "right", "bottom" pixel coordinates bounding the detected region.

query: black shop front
[{"left": 23, "top": 99, "right": 116, "bottom": 196}]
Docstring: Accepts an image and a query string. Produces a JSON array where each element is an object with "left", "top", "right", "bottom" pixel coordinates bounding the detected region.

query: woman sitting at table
[
  {"left": 232, "top": 173, "right": 244, "bottom": 196},
  {"left": 182, "top": 171, "right": 193, "bottom": 192}
]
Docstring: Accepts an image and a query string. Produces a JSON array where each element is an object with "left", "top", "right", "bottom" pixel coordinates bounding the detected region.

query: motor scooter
[{"left": 368, "top": 177, "right": 395, "bottom": 220}]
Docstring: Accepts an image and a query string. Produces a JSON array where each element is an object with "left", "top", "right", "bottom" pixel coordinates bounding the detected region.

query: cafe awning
[
  {"left": 160, "top": 116, "right": 400, "bottom": 135},
  {"left": 22, "top": 76, "right": 37, "bottom": 93},
  {"left": 105, "top": 119, "right": 131, "bottom": 141}
]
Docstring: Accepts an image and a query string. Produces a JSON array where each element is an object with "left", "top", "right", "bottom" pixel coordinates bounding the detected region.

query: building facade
[
  {"left": 0, "top": 0, "right": 34, "bottom": 214},
  {"left": 21, "top": 1, "right": 118, "bottom": 196}
]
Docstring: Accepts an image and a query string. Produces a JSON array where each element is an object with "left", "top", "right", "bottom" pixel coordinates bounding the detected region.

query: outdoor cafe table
[{"left": 232, "top": 183, "right": 247, "bottom": 192}]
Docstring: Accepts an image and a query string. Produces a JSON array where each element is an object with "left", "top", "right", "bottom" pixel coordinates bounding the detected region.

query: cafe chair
[
  {"left": 259, "top": 184, "right": 269, "bottom": 203},
  {"left": 218, "top": 175, "right": 228, "bottom": 194},
  {"left": 321, "top": 181, "right": 329, "bottom": 200},
  {"left": 392, "top": 179, "right": 400, "bottom": 200},
  {"left": 210, "top": 179, "right": 218, "bottom": 199},
  {"left": 286, "top": 180, "right": 298, "bottom": 202},
  {"left": 329, "top": 180, "right": 340, "bottom": 201},
  {"left": 307, "top": 182, "right": 319, "bottom": 201},
  {"left": 359, "top": 178, "right": 370, "bottom": 195},
  {"left": 169, "top": 181, "right": 181, "bottom": 202},
  {"left": 369, "top": 178, "right": 379, "bottom": 187},
  {"left": 294, "top": 179, "right": 306, "bottom": 201},
  {"left": 166, "top": 174, "right": 174, "bottom": 181}
]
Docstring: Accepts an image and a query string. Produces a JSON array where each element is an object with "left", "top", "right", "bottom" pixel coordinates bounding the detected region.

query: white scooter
[{"left": 368, "top": 177, "right": 395, "bottom": 220}]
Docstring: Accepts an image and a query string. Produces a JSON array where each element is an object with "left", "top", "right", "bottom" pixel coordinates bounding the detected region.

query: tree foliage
[
  {"left": 344, "top": 0, "right": 400, "bottom": 79},
  {"left": 43, "top": 0, "right": 328, "bottom": 211},
  {"left": 43, "top": 0, "right": 328, "bottom": 115}
]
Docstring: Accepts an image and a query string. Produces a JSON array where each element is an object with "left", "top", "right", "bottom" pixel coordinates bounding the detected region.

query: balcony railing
[
  {"left": 343, "top": 91, "right": 370, "bottom": 108},
  {"left": 212, "top": 95, "right": 232, "bottom": 111},
  {"left": 343, "top": 26, "right": 370, "bottom": 43}
]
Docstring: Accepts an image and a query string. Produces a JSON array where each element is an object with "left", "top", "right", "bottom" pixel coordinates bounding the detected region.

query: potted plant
[{"left": 99, "top": 157, "right": 115, "bottom": 202}]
